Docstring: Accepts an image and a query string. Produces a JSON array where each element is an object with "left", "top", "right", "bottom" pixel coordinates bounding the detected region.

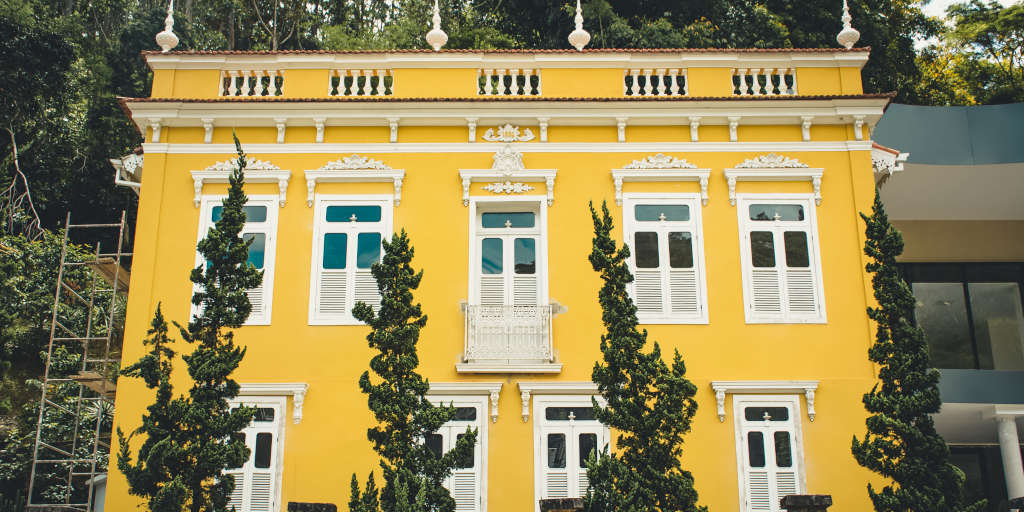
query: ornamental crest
[
  {"left": 734, "top": 153, "right": 808, "bottom": 169},
  {"left": 204, "top": 159, "right": 280, "bottom": 172},
  {"left": 121, "top": 153, "right": 144, "bottom": 173},
  {"left": 624, "top": 154, "right": 697, "bottom": 170},
  {"left": 319, "top": 155, "right": 392, "bottom": 170},
  {"left": 483, "top": 181, "right": 535, "bottom": 194},
  {"left": 483, "top": 124, "right": 536, "bottom": 143},
  {"left": 492, "top": 144, "right": 525, "bottom": 174}
]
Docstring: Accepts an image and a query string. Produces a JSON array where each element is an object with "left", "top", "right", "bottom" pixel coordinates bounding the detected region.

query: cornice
[
  {"left": 237, "top": 382, "right": 308, "bottom": 424},
  {"left": 710, "top": 380, "right": 819, "bottom": 422}
]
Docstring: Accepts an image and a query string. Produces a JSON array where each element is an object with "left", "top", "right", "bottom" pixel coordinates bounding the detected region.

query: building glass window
[{"left": 903, "top": 263, "right": 1024, "bottom": 370}]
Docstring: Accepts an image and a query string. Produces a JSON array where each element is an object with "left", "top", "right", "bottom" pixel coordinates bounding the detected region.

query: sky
[{"left": 921, "top": 0, "right": 1017, "bottom": 17}]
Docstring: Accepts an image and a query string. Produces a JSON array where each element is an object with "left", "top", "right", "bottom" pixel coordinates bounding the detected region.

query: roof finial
[
  {"left": 155, "top": 0, "right": 179, "bottom": 53},
  {"left": 425, "top": 0, "right": 448, "bottom": 52},
  {"left": 836, "top": 0, "right": 860, "bottom": 49},
  {"left": 568, "top": 0, "right": 591, "bottom": 52}
]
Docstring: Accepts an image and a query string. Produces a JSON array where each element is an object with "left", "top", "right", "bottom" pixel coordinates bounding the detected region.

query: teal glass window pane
[
  {"left": 744, "top": 407, "right": 789, "bottom": 422},
  {"left": 322, "top": 233, "right": 348, "bottom": 269},
  {"left": 747, "top": 432, "right": 766, "bottom": 468},
  {"left": 774, "top": 432, "right": 793, "bottom": 467},
  {"left": 547, "top": 434, "right": 566, "bottom": 469},
  {"left": 784, "top": 231, "right": 810, "bottom": 267},
  {"left": 356, "top": 233, "right": 382, "bottom": 268},
  {"left": 481, "top": 238, "right": 502, "bottom": 274},
  {"left": 750, "top": 231, "right": 775, "bottom": 268},
  {"left": 243, "top": 233, "right": 265, "bottom": 269},
  {"left": 514, "top": 238, "right": 536, "bottom": 274},
  {"left": 212, "top": 205, "right": 267, "bottom": 223},
  {"left": 749, "top": 204, "right": 804, "bottom": 221},
  {"left": 482, "top": 212, "right": 535, "bottom": 228},
  {"left": 326, "top": 205, "right": 382, "bottom": 223},
  {"left": 254, "top": 433, "right": 272, "bottom": 469},
  {"left": 668, "top": 232, "right": 693, "bottom": 268},
  {"left": 635, "top": 204, "right": 689, "bottom": 222},
  {"left": 634, "top": 232, "right": 659, "bottom": 268}
]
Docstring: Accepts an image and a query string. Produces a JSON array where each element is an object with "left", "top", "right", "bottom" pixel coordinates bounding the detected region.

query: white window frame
[
  {"left": 225, "top": 395, "right": 288, "bottom": 512},
  {"left": 531, "top": 394, "right": 609, "bottom": 511},
  {"left": 195, "top": 195, "right": 279, "bottom": 325},
  {"left": 426, "top": 394, "right": 489, "bottom": 512},
  {"left": 308, "top": 194, "right": 394, "bottom": 325},
  {"left": 622, "top": 193, "right": 709, "bottom": 324},
  {"left": 467, "top": 196, "right": 550, "bottom": 307},
  {"left": 735, "top": 194, "right": 826, "bottom": 324},
  {"left": 732, "top": 394, "right": 806, "bottom": 512}
]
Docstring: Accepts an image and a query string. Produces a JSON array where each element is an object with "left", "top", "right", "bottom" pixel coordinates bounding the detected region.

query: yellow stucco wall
[{"left": 109, "top": 52, "right": 884, "bottom": 512}]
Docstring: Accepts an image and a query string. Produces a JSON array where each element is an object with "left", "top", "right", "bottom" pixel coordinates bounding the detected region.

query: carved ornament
[{"left": 483, "top": 124, "right": 536, "bottom": 143}]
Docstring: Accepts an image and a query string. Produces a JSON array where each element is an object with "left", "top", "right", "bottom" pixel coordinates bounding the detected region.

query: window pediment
[
  {"left": 725, "top": 154, "right": 823, "bottom": 206},
  {"left": 304, "top": 155, "right": 405, "bottom": 207},
  {"left": 612, "top": 154, "right": 711, "bottom": 206},
  {"left": 460, "top": 144, "right": 556, "bottom": 206},
  {"left": 191, "top": 159, "right": 291, "bottom": 207}
]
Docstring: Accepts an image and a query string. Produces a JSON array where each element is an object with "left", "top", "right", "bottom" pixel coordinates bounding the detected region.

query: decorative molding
[
  {"left": 314, "top": 117, "right": 325, "bottom": 143},
  {"left": 238, "top": 382, "right": 309, "bottom": 424},
  {"left": 735, "top": 153, "right": 809, "bottom": 169},
  {"left": 275, "top": 117, "right": 287, "bottom": 144},
  {"left": 482, "top": 181, "right": 536, "bottom": 194},
  {"left": 728, "top": 116, "right": 740, "bottom": 142},
  {"left": 616, "top": 117, "right": 627, "bottom": 143},
  {"left": 871, "top": 144, "right": 909, "bottom": 175},
  {"left": 612, "top": 157, "right": 711, "bottom": 206},
  {"left": 148, "top": 118, "right": 162, "bottom": 143},
  {"left": 710, "top": 380, "right": 819, "bottom": 422},
  {"left": 537, "top": 117, "right": 549, "bottom": 142},
  {"left": 466, "top": 117, "right": 478, "bottom": 142},
  {"left": 853, "top": 115, "right": 865, "bottom": 141},
  {"left": 801, "top": 116, "right": 813, "bottom": 142},
  {"left": 304, "top": 156, "right": 405, "bottom": 206},
  {"left": 492, "top": 143, "right": 525, "bottom": 174},
  {"left": 517, "top": 382, "right": 600, "bottom": 422},
  {"left": 388, "top": 117, "right": 399, "bottom": 143},
  {"left": 724, "top": 166, "right": 824, "bottom": 206},
  {"left": 202, "top": 118, "right": 214, "bottom": 144},
  {"left": 460, "top": 147, "right": 556, "bottom": 206},
  {"left": 190, "top": 160, "right": 290, "bottom": 207},
  {"left": 429, "top": 382, "right": 503, "bottom": 423},
  {"left": 482, "top": 123, "right": 536, "bottom": 143},
  {"left": 689, "top": 116, "right": 701, "bottom": 142}
]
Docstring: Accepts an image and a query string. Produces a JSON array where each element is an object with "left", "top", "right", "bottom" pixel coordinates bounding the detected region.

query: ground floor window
[
  {"left": 226, "top": 396, "right": 286, "bottom": 512},
  {"left": 949, "top": 445, "right": 1024, "bottom": 512},
  {"left": 427, "top": 395, "right": 487, "bottom": 512},
  {"left": 733, "top": 395, "right": 804, "bottom": 512},
  {"left": 533, "top": 396, "right": 608, "bottom": 502}
]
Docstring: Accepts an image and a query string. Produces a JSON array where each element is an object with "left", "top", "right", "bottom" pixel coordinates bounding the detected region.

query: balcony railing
[{"left": 462, "top": 304, "right": 554, "bottom": 366}]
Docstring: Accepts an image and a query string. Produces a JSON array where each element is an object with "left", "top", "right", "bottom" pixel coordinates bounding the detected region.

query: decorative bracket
[
  {"left": 537, "top": 117, "right": 550, "bottom": 142},
  {"left": 202, "top": 118, "right": 214, "bottom": 144},
  {"left": 191, "top": 160, "right": 290, "bottom": 207},
  {"left": 853, "top": 115, "right": 865, "bottom": 141},
  {"left": 275, "top": 117, "right": 287, "bottom": 144},
  {"left": 616, "top": 117, "right": 628, "bottom": 143},
  {"left": 710, "top": 380, "right": 819, "bottom": 422},
  {"left": 388, "top": 117, "right": 399, "bottom": 143},
  {"left": 466, "top": 117, "right": 478, "bottom": 142},
  {"left": 238, "top": 382, "right": 309, "bottom": 424},
  {"left": 688, "top": 116, "right": 701, "bottom": 142},
  {"left": 728, "top": 116, "right": 740, "bottom": 142},
  {"left": 148, "top": 118, "right": 162, "bottom": 143},
  {"left": 612, "top": 155, "right": 710, "bottom": 206},
  {"left": 304, "top": 155, "right": 405, "bottom": 207},
  {"left": 314, "top": 117, "right": 325, "bottom": 144},
  {"left": 725, "top": 154, "right": 823, "bottom": 206},
  {"left": 520, "top": 390, "right": 531, "bottom": 423},
  {"left": 801, "top": 116, "right": 813, "bottom": 142}
]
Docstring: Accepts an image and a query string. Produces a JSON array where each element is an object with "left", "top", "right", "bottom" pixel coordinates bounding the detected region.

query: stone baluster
[
  {"left": 629, "top": 69, "right": 641, "bottom": 96},
  {"left": 623, "top": 70, "right": 630, "bottom": 95},
  {"left": 789, "top": 68, "right": 798, "bottom": 94},
  {"left": 328, "top": 70, "right": 337, "bottom": 96},
  {"left": 669, "top": 69, "right": 681, "bottom": 95},
  {"left": 228, "top": 70, "right": 239, "bottom": 96},
  {"left": 737, "top": 69, "right": 748, "bottom": 95},
  {"left": 496, "top": 69, "right": 508, "bottom": 95},
  {"left": 375, "top": 70, "right": 386, "bottom": 96},
  {"left": 253, "top": 70, "right": 265, "bottom": 96},
  {"left": 642, "top": 69, "right": 654, "bottom": 95},
  {"left": 523, "top": 70, "right": 534, "bottom": 95},
  {"left": 240, "top": 72, "right": 251, "bottom": 96},
  {"left": 509, "top": 70, "right": 521, "bottom": 95},
  {"left": 350, "top": 70, "right": 362, "bottom": 96},
  {"left": 361, "top": 69, "right": 373, "bottom": 95},
  {"left": 751, "top": 68, "right": 763, "bottom": 95},
  {"left": 777, "top": 68, "right": 790, "bottom": 94},
  {"left": 483, "top": 69, "right": 494, "bottom": 95},
  {"left": 654, "top": 69, "right": 666, "bottom": 95}
]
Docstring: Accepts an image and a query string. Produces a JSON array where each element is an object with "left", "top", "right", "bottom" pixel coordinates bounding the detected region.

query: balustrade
[
  {"left": 329, "top": 69, "right": 393, "bottom": 97},
  {"left": 733, "top": 68, "right": 797, "bottom": 95},
  {"left": 623, "top": 68, "right": 687, "bottom": 96},
  {"left": 478, "top": 69, "right": 541, "bottom": 96},
  {"left": 220, "top": 70, "right": 284, "bottom": 97},
  {"left": 463, "top": 304, "right": 553, "bottom": 364}
]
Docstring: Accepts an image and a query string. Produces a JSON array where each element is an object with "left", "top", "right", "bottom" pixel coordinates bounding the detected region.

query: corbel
[
  {"left": 520, "top": 389, "right": 531, "bottom": 422},
  {"left": 699, "top": 175, "right": 710, "bottom": 206},
  {"left": 292, "top": 387, "right": 306, "bottom": 424},
  {"left": 616, "top": 117, "right": 628, "bottom": 143},
  {"left": 393, "top": 175, "right": 403, "bottom": 206},
  {"left": 613, "top": 176, "right": 624, "bottom": 206},
  {"left": 305, "top": 176, "right": 316, "bottom": 207},
  {"left": 545, "top": 176, "right": 555, "bottom": 206},
  {"left": 538, "top": 117, "right": 550, "bottom": 142},
  {"left": 715, "top": 388, "right": 727, "bottom": 422},
  {"left": 853, "top": 115, "right": 865, "bottom": 141},
  {"left": 689, "top": 116, "right": 701, "bottom": 142},
  {"left": 314, "top": 117, "right": 325, "bottom": 144},
  {"left": 388, "top": 117, "right": 400, "bottom": 143},
  {"left": 801, "top": 116, "right": 813, "bottom": 142},
  {"left": 727, "top": 176, "right": 737, "bottom": 206},
  {"left": 275, "top": 117, "right": 287, "bottom": 144},
  {"left": 192, "top": 175, "right": 203, "bottom": 207},
  {"left": 461, "top": 176, "right": 471, "bottom": 206},
  {"left": 489, "top": 390, "right": 500, "bottom": 424},
  {"left": 466, "top": 117, "right": 478, "bottom": 143},
  {"left": 277, "top": 175, "right": 288, "bottom": 207},
  {"left": 728, "top": 116, "right": 740, "bottom": 142},
  {"left": 148, "top": 118, "right": 162, "bottom": 143},
  {"left": 812, "top": 176, "right": 822, "bottom": 206},
  {"left": 202, "top": 118, "right": 214, "bottom": 144},
  {"left": 805, "top": 386, "right": 816, "bottom": 422}
]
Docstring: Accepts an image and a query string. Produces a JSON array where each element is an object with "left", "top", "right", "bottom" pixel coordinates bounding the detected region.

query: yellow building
[{"left": 108, "top": 19, "right": 896, "bottom": 512}]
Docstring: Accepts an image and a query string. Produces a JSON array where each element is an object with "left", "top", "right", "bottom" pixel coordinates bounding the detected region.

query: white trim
[
  {"left": 226, "top": 395, "right": 288, "bottom": 512},
  {"left": 237, "top": 383, "right": 309, "bottom": 424},
  {"left": 612, "top": 168, "right": 711, "bottom": 206},
  {"left": 190, "top": 169, "right": 291, "bottom": 207},
  {"left": 724, "top": 168, "right": 824, "bottom": 206},
  {"left": 460, "top": 170, "right": 557, "bottom": 206},
  {"left": 622, "top": 194, "right": 709, "bottom": 324},
  {"left": 454, "top": 362, "right": 563, "bottom": 374},
  {"left": 429, "top": 382, "right": 504, "bottom": 423},
  {"left": 734, "top": 194, "right": 827, "bottom": 324},
  {"left": 304, "top": 156, "right": 405, "bottom": 207},
  {"left": 731, "top": 394, "right": 807, "bottom": 512},
  {"left": 424, "top": 394, "right": 490, "bottom": 512},
  {"left": 195, "top": 195, "right": 279, "bottom": 326},
  {"left": 530, "top": 394, "right": 610, "bottom": 512},
  {"left": 144, "top": 141, "right": 876, "bottom": 155},
  {"left": 517, "top": 382, "right": 601, "bottom": 423},
  {"left": 711, "top": 380, "right": 818, "bottom": 422},
  {"left": 308, "top": 194, "right": 394, "bottom": 325},
  {"left": 467, "top": 197, "right": 549, "bottom": 306}
]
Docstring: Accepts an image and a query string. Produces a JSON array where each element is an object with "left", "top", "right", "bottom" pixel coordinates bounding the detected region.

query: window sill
[{"left": 456, "top": 361, "right": 563, "bottom": 374}]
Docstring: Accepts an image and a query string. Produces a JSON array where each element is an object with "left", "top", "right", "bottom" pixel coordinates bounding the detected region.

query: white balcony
[{"left": 458, "top": 304, "right": 563, "bottom": 373}]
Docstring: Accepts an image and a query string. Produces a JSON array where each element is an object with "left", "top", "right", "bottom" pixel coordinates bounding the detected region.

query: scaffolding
[{"left": 27, "top": 212, "right": 131, "bottom": 511}]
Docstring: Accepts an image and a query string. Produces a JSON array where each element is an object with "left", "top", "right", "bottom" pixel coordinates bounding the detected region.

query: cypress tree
[
  {"left": 852, "top": 192, "right": 985, "bottom": 512},
  {"left": 349, "top": 230, "right": 475, "bottom": 512},
  {"left": 584, "top": 202, "right": 705, "bottom": 512},
  {"left": 117, "top": 135, "right": 261, "bottom": 512}
]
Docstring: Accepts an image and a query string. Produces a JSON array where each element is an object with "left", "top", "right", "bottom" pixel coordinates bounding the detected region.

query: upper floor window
[
  {"left": 225, "top": 396, "right": 286, "bottom": 512},
  {"left": 196, "top": 197, "right": 279, "bottom": 325},
  {"left": 472, "top": 203, "right": 547, "bottom": 307},
  {"left": 622, "top": 195, "right": 708, "bottom": 324},
  {"left": 734, "top": 396, "right": 803, "bottom": 512},
  {"left": 309, "top": 196, "right": 392, "bottom": 325},
  {"left": 903, "top": 263, "right": 1024, "bottom": 370},
  {"left": 736, "top": 196, "right": 825, "bottom": 323}
]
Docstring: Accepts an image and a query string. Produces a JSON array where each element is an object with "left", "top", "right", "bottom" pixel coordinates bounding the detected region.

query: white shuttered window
[
  {"left": 623, "top": 195, "right": 708, "bottom": 324},
  {"left": 533, "top": 397, "right": 608, "bottom": 506},
  {"left": 196, "top": 197, "right": 279, "bottom": 325},
  {"left": 425, "top": 398, "right": 486, "bottom": 512},
  {"left": 225, "top": 397, "right": 286, "bottom": 512},
  {"left": 309, "top": 197, "right": 393, "bottom": 325},
  {"left": 737, "top": 196, "right": 825, "bottom": 323},
  {"left": 734, "top": 397, "right": 804, "bottom": 512},
  {"left": 473, "top": 207, "right": 545, "bottom": 306}
]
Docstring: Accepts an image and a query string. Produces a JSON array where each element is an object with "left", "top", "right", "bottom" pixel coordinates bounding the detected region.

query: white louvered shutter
[
  {"left": 784, "top": 268, "right": 816, "bottom": 314},
  {"left": 542, "top": 430, "right": 570, "bottom": 499},
  {"left": 479, "top": 276, "right": 505, "bottom": 307},
  {"left": 225, "top": 469, "right": 245, "bottom": 511},
  {"left": 634, "top": 270, "right": 664, "bottom": 313},
  {"left": 668, "top": 269, "right": 699, "bottom": 314},
  {"left": 225, "top": 403, "right": 281, "bottom": 512},
  {"left": 249, "top": 469, "right": 274, "bottom": 512},
  {"left": 353, "top": 270, "right": 381, "bottom": 312},
  {"left": 739, "top": 403, "right": 802, "bottom": 512},
  {"left": 317, "top": 271, "right": 350, "bottom": 315},
  {"left": 750, "top": 268, "right": 783, "bottom": 314},
  {"left": 450, "top": 464, "right": 478, "bottom": 512},
  {"left": 246, "top": 287, "right": 265, "bottom": 318},
  {"left": 747, "top": 470, "right": 772, "bottom": 511},
  {"left": 513, "top": 275, "right": 538, "bottom": 306}
]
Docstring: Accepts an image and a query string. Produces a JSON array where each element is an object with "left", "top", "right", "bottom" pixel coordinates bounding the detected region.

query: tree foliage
[
  {"left": 583, "top": 202, "right": 704, "bottom": 512},
  {"left": 117, "top": 136, "right": 259, "bottom": 512},
  {"left": 349, "top": 230, "right": 475, "bottom": 512},
  {"left": 851, "top": 192, "right": 985, "bottom": 512}
]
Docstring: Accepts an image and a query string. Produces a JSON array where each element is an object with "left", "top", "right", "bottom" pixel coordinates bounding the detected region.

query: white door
[
  {"left": 538, "top": 406, "right": 605, "bottom": 500},
  {"left": 739, "top": 402, "right": 801, "bottom": 512},
  {"left": 476, "top": 211, "right": 540, "bottom": 307},
  {"left": 225, "top": 402, "right": 282, "bottom": 512},
  {"left": 427, "top": 405, "right": 484, "bottom": 512}
]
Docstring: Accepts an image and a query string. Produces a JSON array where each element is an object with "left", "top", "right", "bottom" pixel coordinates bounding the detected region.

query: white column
[{"left": 997, "top": 415, "right": 1024, "bottom": 501}]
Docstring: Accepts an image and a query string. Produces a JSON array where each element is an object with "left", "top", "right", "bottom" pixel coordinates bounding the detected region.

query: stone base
[
  {"left": 287, "top": 502, "right": 338, "bottom": 512},
  {"left": 538, "top": 497, "right": 584, "bottom": 512},
  {"left": 780, "top": 494, "right": 833, "bottom": 511}
]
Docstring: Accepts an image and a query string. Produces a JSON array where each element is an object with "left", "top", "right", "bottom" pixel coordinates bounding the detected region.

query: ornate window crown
[{"left": 734, "top": 153, "right": 809, "bottom": 169}]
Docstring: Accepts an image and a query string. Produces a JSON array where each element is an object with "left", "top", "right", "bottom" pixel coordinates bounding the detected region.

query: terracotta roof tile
[
  {"left": 143, "top": 47, "right": 871, "bottom": 56},
  {"left": 122, "top": 93, "right": 894, "bottom": 103}
]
